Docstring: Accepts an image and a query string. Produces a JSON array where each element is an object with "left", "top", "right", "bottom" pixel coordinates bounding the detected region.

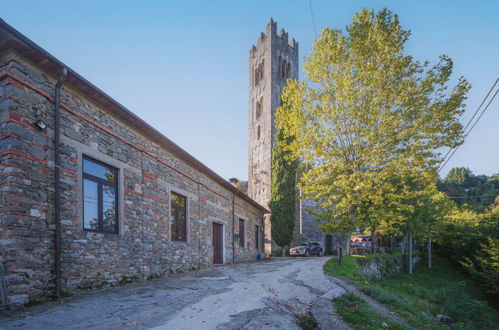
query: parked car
[{"left": 290, "top": 242, "right": 324, "bottom": 257}]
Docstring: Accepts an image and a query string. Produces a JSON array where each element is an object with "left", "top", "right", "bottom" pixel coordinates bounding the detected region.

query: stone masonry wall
[
  {"left": 0, "top": 51, "right": 265, "bottom": 303},
  {"left": 248, "top": 20, "right": 298, "bottom": 254}
]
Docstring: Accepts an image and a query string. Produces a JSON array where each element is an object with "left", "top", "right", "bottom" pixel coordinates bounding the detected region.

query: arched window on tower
[
  {"left": 254, "top": 61, "right": 265, "bottom": 87},
  {"left": 280, "top": 59, "right": 291, "bottom": 80},
  {"left": 257, "top": 125, "right": 261, "bottom": 140},
  {"left": 259, "top": 60, "right": 264, "bottom": 81},
  {"left": 280, "top": 58, "right": 284, "bottom": 78},
  {"left": 255, "top": 100, "right": 262, "bottom": 120}
]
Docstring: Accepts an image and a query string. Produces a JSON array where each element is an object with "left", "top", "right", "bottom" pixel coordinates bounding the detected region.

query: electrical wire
[
  {"left": 446, "top": 194, "right": 498, "bottom": 199},
  {"left": 438, "top": 80, "right": 499, "bottom": 173},
  {"left": 439, "top": 78, "right": 498, "bottom": 165},
  {"left": 309, "top": 0, "right": 318, "bottom": 38}
]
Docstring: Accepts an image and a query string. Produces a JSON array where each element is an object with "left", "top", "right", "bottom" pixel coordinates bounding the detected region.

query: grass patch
[
  {"left": 296, "top": 313, "right": 317, "bottom": 330},
  {"left": 325, "top": 255, "right": 499, "bottom": 329},
  {"left": 24, "top": 299, "right": 44, "bottom": 307},
  {"left": 118, "top": 275, "right": 138, "bottom": 285},
  {"left": 59, "top": 290, "right": 72, "bottom": 298},
  {"left": 323, "top": 255, "right": 362, "bottom": 281},
  {"left": 334, "top": 294, "right": 408, "bottom": 329},
  {"left": 147, "top": 274, "right": 161, "bottom": 281}
]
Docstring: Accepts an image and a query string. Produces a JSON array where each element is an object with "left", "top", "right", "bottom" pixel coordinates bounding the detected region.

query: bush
[
  {"left": 434, "top": 201, "right": 499, "bottom": 306},
  {"left": 296, "top": 313, "right": 317, "bottom": 330},
  {"left": 436, "top": 281, "right": 486, "bottom": 321},
  {"left": 460, "top": 237, "right": 499, "bottom": 305}
]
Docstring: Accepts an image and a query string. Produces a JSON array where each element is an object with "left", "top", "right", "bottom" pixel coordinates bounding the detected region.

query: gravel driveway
[{"left": 1, "top": 257, "right": 348, "bottom": 329}]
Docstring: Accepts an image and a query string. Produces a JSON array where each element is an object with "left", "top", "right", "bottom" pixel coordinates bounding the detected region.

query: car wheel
[
  {"left": 305, "top": 250, "right": 310, "bottom": 257},
  {"left": 318, "top": 249, "right": 324, "bottom": 257}
]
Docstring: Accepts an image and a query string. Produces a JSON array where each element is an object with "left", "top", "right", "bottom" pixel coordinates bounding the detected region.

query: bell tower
[{"left": 248, "top": 19, "right": 299, "bottom": 252}]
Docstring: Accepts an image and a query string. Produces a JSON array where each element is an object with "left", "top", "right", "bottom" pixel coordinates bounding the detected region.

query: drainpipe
[
  {"left": 232, "top": 192, "right": 236, "bottom": 263},
  {"left": 54, "top": 68, "right": 68, "bottom": 299}
]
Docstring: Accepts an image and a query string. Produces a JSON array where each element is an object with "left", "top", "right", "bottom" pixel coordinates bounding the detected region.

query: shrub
[
  {"left": 460, "top": 237, "right": 499, "bottom": 305},
  {"left": 296, "top": 313, "right": 317, "bottom": 330},
  {"left": 436, "top": 281, "right": 486, "bottom": 321}
]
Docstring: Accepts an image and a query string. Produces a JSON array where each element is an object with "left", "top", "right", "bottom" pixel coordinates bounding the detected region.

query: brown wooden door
[
  {"left": 212, "top": 222, "right": 223, "bottom": 264},
  {"left": 325, "top": 235, "right": 332, "bottom": 255}
]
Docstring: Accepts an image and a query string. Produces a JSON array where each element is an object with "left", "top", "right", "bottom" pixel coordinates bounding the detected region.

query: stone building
[
  {"left": 248, "top": 20, "right": 337, "bottom": 254},
  {"left": 0, "top": 19, "right": 267, "bottom": 303}
]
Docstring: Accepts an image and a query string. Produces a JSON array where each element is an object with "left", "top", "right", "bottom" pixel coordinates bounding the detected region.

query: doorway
[
  {"left": 212, "top": 222, "right": 224, "bottom": 264},
  {"left": 325, "top": 235, "right": 333, "bottom": 255}
]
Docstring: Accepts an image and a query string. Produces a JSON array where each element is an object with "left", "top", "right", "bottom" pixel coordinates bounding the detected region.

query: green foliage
[
  {"left": 95, "top": 281, "right": 109, "bottom": 289},
  {"left": 269, "top": 128, "right": 297, "bottom": 249},
  {"left": 438, "top": 167, "right": 499, "bottom": 209},
  {"left": 25, "top": 299, "right": 44, "bottom": 307},
  {"left": 444, "top": 167, "right": 471, "bottom": 185},
  {"left": 118, "top": 275, "right": 138, "bottom": 285},
  {"left": 460, "top": 237, "right": 499, "bottom": 303},
  {"left": 333, "top": 294, "right": 408, "bottom": 329},
  {"left": 434, "top": 199, "right": 499, "bottom": 305},
  {"left": 147, "top": 274, "right": 161, "bottom": 281},
  {"left": 325, "top": 254, "right": 406, "bottom": 281},
  {"left": 356, "top": 254, "right": 405, "bottom": 279},
  {"left": 326, "top": 255, "right": 499, "bottom": 328},
  {"left": 324, "top": 256, "right": 362, "bottom": 281},
  {"left": 275, "top": 8, "right": 470, "bottom": 237},
  {"left": 296, "top": 313, "right": 317, "bottom": 330},
  {"left": 436, "top": 281, "right": 486, "bottom": 321}
]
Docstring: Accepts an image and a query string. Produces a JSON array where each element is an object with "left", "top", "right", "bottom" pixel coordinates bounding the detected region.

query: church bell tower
[{"left": 248, "top": 19, "right": 299, "bottom": 252}]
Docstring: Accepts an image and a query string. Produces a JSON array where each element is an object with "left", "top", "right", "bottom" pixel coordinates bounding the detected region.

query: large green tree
[
  {"left": 269, "top": 129, "right": 297, "bottom": 254},
  {"left": 276, "top": 8, "right": 470, "bottom": 236},
  {"left": 438, "top": 167, "right": 499, "bottom": 209}
]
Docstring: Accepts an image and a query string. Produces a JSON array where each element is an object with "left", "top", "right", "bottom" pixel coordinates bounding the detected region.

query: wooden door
[
  {"left": 212, "top": 222, "right": 223, "bottom": 264},
  {"left": 325, "top": 235, "right": 332, "bottom": 255}
]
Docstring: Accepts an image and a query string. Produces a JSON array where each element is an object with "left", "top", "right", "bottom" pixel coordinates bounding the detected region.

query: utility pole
[{"left": 428, "top": 237, "right": 432, "bottom": 269}]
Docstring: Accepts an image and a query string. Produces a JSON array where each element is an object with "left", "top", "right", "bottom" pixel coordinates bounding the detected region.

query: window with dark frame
[
  {"left": 171, "top": 192, "right": 187, "bottom": 242},
  {"left": 239, "top": 219, "right": 245, "bottom": 248},
  {"left": 83, "top": 156, "right": 118, "bottom": 234}
]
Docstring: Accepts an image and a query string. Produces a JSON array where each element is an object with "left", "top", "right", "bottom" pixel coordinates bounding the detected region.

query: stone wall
[
  {"left": 355, "top": 254, "right": 409, "bottom": 280},
  {"left": 0, "top": 51, "right": 266, "bottom": 303}
]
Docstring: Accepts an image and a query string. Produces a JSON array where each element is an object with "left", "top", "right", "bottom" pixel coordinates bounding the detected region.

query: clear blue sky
[{"left": 3, "top": 1, "right": 498, "bottom": 180}]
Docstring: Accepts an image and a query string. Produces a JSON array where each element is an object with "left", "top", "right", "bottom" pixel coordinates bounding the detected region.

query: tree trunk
[
  {"left": 337, "top": 245, "right": 343, "bottom": 264},
  {"left": 400, "top": 234, "right": 407, "bottom": 254},
  {"left": 281, "top": 246, "right": 287, "bottom": 257},
  {"left": 370, "top": 229, "right": 376, "bottom": 254},
  {"left": 344, "top": 234, "right": 352, "bottom": 256},
  {"left": 428, "top": 237, "right": 432, "bottom": 269},
  {"left": 408, "top": 232, "right": 413, "bottom": 274}
]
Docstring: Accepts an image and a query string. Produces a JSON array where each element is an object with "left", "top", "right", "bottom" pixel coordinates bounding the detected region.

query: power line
[
  {"left": 438, "top": 79, "right": 499, "bottom": 173},
  {"left": 439, "top": 87, "right": 498, "bottom": 172},
  {"left": 440, "top": 78, "right": 499, "bottom": 165},
  {"left": 446, "top": 194, "right": 498, "bottom": 199},
  {"left": 308, "top": 0, "right": 318, "bottom": 38}
]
